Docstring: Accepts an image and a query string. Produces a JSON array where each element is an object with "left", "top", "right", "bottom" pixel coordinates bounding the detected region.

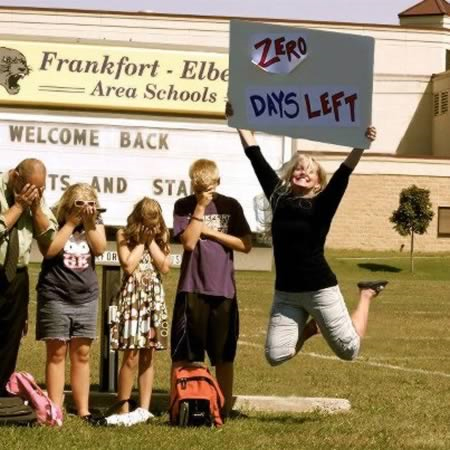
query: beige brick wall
[{"left": 327, "top": 174, "right": 450, "bottom": 252}]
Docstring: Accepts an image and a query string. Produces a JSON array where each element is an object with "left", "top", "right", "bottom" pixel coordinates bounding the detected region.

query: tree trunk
[{"left": 410, "top": 232, "right": 414, "bottom": 272}]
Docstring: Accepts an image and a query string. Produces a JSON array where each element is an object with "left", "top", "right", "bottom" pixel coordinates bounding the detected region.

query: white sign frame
[{"left": 0, "top": 111, "right": 284, "bottom": 232}]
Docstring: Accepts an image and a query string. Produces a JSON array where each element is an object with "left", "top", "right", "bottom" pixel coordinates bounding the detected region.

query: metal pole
[{"left": 99, "top": 265, "right": 121, "bottom": 393}]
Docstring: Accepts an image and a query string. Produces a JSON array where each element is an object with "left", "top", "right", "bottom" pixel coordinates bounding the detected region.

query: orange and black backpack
[{"left": 169, "top": 365, "right": 225, "bottom": 427}]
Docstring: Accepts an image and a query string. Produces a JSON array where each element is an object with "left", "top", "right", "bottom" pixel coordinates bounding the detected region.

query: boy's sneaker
[{"left": 106, "top": 407, "right": 154, "bottom": 426}]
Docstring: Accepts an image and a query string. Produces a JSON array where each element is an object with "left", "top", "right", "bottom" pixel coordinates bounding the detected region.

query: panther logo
[{"left": 0, "top": 47, "right": 30, "bottom": 95}]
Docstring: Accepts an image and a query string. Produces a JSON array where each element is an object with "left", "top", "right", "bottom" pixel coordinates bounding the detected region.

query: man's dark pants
[{"left": 0, "top": 269, "right": 29, "bottom": 395}]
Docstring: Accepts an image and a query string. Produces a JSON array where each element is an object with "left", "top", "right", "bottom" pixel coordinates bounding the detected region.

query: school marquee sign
[
  {"left": 0, "top": 37, "right": 228, "bottom": 116},
  {"left": 0, "top": 115, "right": 283, "bottom": 231}
]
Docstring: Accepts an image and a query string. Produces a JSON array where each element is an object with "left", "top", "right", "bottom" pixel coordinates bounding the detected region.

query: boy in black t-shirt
[{"left": 171, "top": 159, "right": 252, "bottom": 416}]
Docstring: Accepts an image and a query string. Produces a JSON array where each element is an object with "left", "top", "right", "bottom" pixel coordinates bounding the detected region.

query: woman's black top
[{"left": 245, "top": 145, "right": 352, "bottom": 292}]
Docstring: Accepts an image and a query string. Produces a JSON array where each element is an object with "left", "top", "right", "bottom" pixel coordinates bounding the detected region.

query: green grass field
[{"left": 2, "top": 251, "right": 450, "bottom": 450}]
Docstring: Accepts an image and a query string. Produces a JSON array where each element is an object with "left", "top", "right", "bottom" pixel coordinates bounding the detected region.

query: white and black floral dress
[{"left": 111, "top": 250, "right": 168, "bottom": 350}]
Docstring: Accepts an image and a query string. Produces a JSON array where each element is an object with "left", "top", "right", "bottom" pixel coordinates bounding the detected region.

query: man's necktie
[
  {"left": 4, "top": 226, "right": 19, "bottom": 283},
  {"left": 3, "top": 193, "right": 20, "bottom": 283}
]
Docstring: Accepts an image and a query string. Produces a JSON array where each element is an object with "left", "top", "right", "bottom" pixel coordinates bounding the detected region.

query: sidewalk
[{"left": 64, "top": 391, "right": 351, "bottom": 415}]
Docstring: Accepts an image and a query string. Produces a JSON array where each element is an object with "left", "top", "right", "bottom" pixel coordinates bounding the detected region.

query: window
[
  {"left": 442, "top": 91, "right": 449, "bottom": 114},
  {"left": 437, "top": 207, "right": 450, "bottom": 237},
  {"left": 433, "top": 90, "right": 450, "bottom": 116},
  {"left": 434, "top": 93, "right": 440, "bottom": 116}
]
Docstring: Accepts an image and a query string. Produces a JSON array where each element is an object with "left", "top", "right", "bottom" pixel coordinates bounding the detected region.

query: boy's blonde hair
[
  {"left": 54, "top": 183, "right": 100, "bottom": 224},
  {"left": 189, "top": 159, "right": 220, "bottom": 193}
]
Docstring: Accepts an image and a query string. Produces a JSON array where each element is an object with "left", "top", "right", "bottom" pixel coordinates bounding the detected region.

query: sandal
[
  {"left": 81, "top": 413, "right": 107, "bottom": 426},
  {"left": 357, "top": 280, "right": 388, "bottom": 294}
]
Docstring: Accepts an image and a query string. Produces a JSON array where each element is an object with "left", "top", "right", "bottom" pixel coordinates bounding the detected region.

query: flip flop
[{"left": 357, "top": 280, "right": 388, "bottom": 294}]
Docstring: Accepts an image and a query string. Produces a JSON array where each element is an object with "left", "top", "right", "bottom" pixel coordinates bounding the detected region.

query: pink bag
[{"left": 6, "top": 372, "right": 63, "bottom": 426}]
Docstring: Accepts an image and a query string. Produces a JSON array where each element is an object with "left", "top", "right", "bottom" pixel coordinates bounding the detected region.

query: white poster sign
[
  {"left": 0, "top": 113, "right": 283, "bottom": 232},
  {"left": 228, "top": 20, "right": 375, "bottom": 149}
]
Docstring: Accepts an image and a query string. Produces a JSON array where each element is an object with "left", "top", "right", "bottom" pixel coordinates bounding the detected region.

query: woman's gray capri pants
[{"left": 265, "top": 285, "right": 360, "bottom": 365}]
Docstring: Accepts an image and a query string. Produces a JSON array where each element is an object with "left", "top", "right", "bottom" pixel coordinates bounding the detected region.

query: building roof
[
  {"left": 0, "top": 4, "right": 448, "bottom": 32},
  {"left": 399, "top": 0, "right": 450, "bottom": 17}
]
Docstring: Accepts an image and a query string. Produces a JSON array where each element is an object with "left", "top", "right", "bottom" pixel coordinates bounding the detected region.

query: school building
[{"left": 0, "top": 0, "right": 449, "bottom": 259}]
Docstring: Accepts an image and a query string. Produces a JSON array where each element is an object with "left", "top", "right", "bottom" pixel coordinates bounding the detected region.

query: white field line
[
  {"left": 238, "top": 341, "right": 450, "bottom": 379},
  {"left": 241, "top": 334, "right": 450, "bottom": 341},
  {"left": 240, "top": 333, "right": 266, "bottom": 338},
  {"left": 382, "top": 302, "right": 450, "bottom": 306},
  {"left": 364, "top": 356, "right": 450, "bottom": 361},
  {"left": 336, "top": 256, "right": 450, "bottom": 260},
  {"left": 305, "top": 351, "right": 450, "bottom": 379},
  {"left": 364, "top": 336, "right": 450, "bottom": 341},
  {"left": 240, "top": 341, "right": 261, "bottom": 348}
]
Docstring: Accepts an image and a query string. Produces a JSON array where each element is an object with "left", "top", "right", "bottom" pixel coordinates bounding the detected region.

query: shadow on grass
[
  {"left": 254, "top": 414, "right": 322, "bottom": 425},
  {"left": 65, "top": 385, "right": 170, "bottom": 417},
  {"left": 152, "top": 412, "right": 322, "bottom": 427},
  {"left": 358, "top": 263, "right": 402, "bottom": 273},
  {"left": 86, "top": 384, "right": 167, "bottom": 394}
]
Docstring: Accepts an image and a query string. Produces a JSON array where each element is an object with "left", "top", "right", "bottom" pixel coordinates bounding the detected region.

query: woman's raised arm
[
  {"left": 225, "top": 101, "right": 280, "bottom": 200},
  {"left": 226, "top": 101, "right": 258, "bottom": 149},
  {"left": 342, "top": 126, "right": 377, "bottom": 171}
]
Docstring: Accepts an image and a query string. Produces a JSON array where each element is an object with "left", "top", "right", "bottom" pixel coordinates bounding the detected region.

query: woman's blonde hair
[
  {"left": 189, "top": 159, "right": 220, "bottom": 193},
  {"left": 54, "top": 183, "right": 100, "bottom": 225},
  {"left": 273, "top": 152, "right": 328, "bottom": 202},
  {"left": 259, "top": 153, "right": 328, "bottom": 237},
  {"left": 123, "top": 197, "right": 170, "bottom": 255}
]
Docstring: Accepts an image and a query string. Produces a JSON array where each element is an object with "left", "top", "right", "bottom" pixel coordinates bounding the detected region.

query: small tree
[{"left": 390, "top": 185, "right": 434, "bottom": 272}]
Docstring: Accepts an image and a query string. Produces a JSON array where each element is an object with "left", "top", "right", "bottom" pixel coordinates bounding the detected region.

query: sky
[{"left": 0, "top": 0, "right": 418, "bottom": 25}]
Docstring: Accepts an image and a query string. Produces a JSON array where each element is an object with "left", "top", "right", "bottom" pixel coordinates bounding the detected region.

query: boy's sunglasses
[{"left": 75, "top": 200, "right": 96, "bottom": 208}]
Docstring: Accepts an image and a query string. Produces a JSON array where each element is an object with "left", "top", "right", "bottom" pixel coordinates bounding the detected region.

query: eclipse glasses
[{"left": 74, "top": 199, "right": 106, "bottom": 213}]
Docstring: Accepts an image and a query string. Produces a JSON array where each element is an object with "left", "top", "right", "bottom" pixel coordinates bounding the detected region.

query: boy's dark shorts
[{"left": 170, "top": 292, "right": 239, "bottom": 366}]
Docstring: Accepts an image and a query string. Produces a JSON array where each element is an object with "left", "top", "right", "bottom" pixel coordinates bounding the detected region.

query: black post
[{"left": 99, "top": 265, "right": 121, "bottom": 393}]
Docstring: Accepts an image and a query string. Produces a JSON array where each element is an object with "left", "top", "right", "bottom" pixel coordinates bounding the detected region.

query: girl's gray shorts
[{"left": 36, "top": 293, "right": 98, "bottom": 341}]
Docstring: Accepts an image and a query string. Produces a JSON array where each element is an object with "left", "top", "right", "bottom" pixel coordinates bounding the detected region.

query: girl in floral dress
[{"left": 111, "top": 197, "right": 171, "bottom": 423}]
